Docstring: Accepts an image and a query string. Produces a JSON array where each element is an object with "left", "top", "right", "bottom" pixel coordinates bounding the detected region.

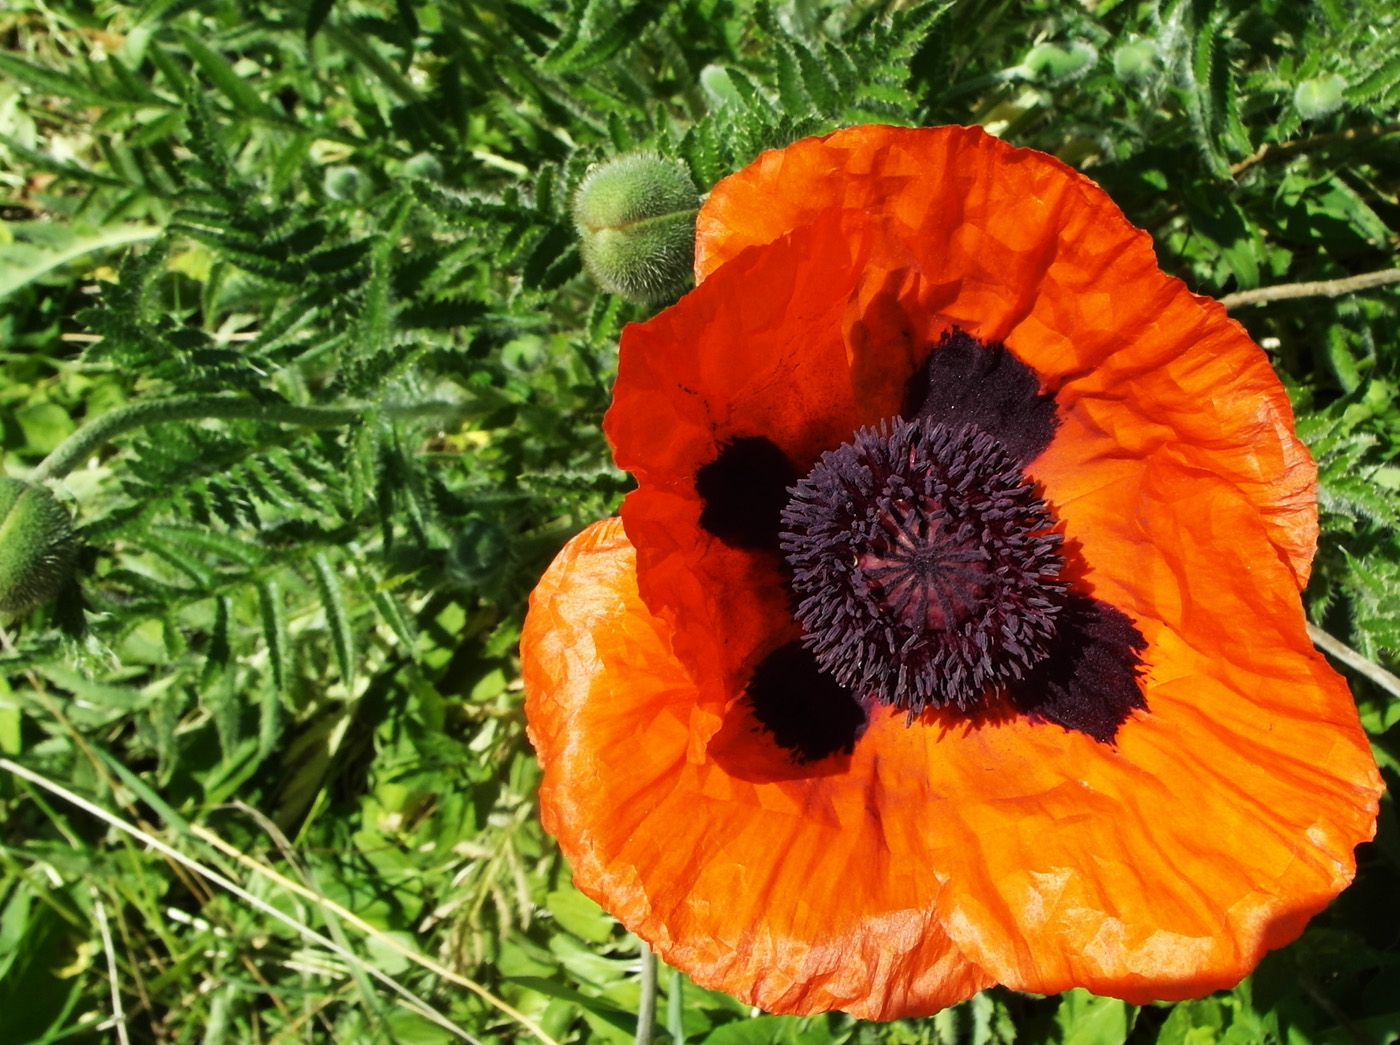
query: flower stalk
[
  {"left": 29, "top": 394, "right": 365, "bottom": 484},
  {"left": 635, "top": 942, "right": 658, "bottom": 1045},
  {"left": 1220, "top": 266, "right": 1400, "bottom": 310},
  {"left": 1308, "top": 622, "right": 1400, "bottom": 702}
]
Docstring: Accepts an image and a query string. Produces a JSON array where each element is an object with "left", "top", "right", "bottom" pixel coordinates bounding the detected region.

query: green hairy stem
[{"left": 30, "top": 395, "right": 364, "bottom": 483}]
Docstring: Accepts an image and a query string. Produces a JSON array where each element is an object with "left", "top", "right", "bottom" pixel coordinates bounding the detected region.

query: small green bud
[
  {"left": 1022, "top": 41, "right": 1098, "bottom": 85},
  {"left": 1112, "top": 40, "right": 1156, "bottom": 81},
  {"left": 324, "top": 165, "right": 366, "bottom": 201},
  {"left": 572, "top": 152, "right": 700, "bottom": 306},
  {"left": 1295, "top": 74, "right": 1347, "bottom": 120},
  {"left": 0, "top": 478, "right": 76, "bottom": 615},
  {"left": 401, "top": 152, "right": 444, "bottom": 182}
]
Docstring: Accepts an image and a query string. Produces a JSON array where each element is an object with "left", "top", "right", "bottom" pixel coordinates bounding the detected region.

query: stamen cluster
[{"left": 780, "top": 418, "right": 1067, "bottom": 713}]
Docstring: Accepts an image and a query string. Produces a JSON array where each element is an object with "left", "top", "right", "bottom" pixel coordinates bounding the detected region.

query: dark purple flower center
[
  {"left": 694, "top": 330, "right": 1147, "bottom": 758},
  {"left": 781, "top": 418, "right": 1068, "bottom": 714}
]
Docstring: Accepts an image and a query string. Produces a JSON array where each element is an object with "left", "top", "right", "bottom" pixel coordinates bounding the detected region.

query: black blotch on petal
[
  {"left": 695, "top": 436, "right": 800, "bottom": 552},
  {"left": 904, "top": 328, "right": 1060, "bottom": 467},
  {"left": 1009, "top": 593, "right": 1147, "bottom": 743},
  {"left": 748, "top": 642, "right": 869, "bottom": 762}
]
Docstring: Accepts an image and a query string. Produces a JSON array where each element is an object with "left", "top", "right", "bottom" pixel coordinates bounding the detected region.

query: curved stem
[
  {"left": 1308, "top": 623, "right": 1400, "bottom": 702},
  {"left": 30, "top": 394, "right": 364, "bottom": 484},
  {"left": 1230, "top": 123, "right": 1400, "bottom": 178},
  {"left": 668, "top": 968, "right": 685, "bottom": 1045},
  {"left": 1220, "top": 266, "right": 1400, "bottom": 310},
  {"left": 636, "top": 941, "right": 658, "bottom": 1045}
]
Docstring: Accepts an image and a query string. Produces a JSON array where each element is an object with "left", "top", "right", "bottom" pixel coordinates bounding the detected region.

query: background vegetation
[{"left": 2, "top": 0, "right": 1399, "bottom": 1042}]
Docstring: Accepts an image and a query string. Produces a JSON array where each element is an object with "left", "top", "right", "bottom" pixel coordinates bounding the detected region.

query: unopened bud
[
  {"left": 1112, "top": 40, "right": 1155, "bottom": 81},
  {"left": 573, "top": 153, "right": 700, "bottom": 305},
  {"left": 0, "top": 478, "right": 76, "bottom": 615},
  {"left": 324, "top": 165, "right": 366, "bottom": 201},
  {"left": 401, "top": 152, "right": 444, "bottom": 182},
  {"left": 1295, "top": 75, "right": 1347, "bottom": 120},
  {"left": 1022, "top": 42, "right": 1098, "bottom": 85}
]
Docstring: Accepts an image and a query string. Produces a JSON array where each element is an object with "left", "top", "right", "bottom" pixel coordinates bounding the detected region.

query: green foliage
[{"left": 1, "top": 0, "right": 1399, "bottom": 1043}]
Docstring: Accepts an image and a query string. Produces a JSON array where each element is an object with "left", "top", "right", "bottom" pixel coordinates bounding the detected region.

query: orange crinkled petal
[
  {"left": 523, "top": 519, "right": 996, "bottom": 1019},
  {"left": 606, "top": 211, "right": 883, "bottom": 722},
  {"left": 523, "top": 497, "right": 1379, "bottom": 1010},
  {"left": 882, "top": 448, "right": 1380, "bottom": 998},
  {"left": 694, "top": 124, "right": 1317, "bottom": 588}
]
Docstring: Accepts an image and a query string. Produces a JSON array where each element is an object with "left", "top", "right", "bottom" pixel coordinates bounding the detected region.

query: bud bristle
[
  {"left": 573, "top": 152, "right": 700, "bottom": 305},
  {"left": 0, "top": 478, "right": 77, "bottom": 615}
]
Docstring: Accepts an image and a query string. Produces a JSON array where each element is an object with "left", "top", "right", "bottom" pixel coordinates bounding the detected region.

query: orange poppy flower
[{"left": 522, "top": 125, "right": 1382, "bottom": 1020}]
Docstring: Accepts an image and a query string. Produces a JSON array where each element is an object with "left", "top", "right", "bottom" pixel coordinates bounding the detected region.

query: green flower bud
[
  {"left": 0, "top": 478, "right": 76, "bottom": 615},
  {"left": 324, "top": 165, "right": 366, "bottom": 201},
  {"left": 1112, "top": 40, "right": 1156, "bottom": 81},
  {"left": 1022, "top": 41, "right": 1098, "bottom": 85},
  {"left": 1295, "top": 74, "right": 1347, "bottom": 120},
  {"left": 401, "top": 152, "right": 444, "bottom": 182},
  {"left": 573, "top": 153, "right": 700, "bottom": 305}
]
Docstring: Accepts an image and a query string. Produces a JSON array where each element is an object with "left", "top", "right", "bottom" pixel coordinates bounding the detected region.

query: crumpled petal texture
[
  {"left": 525, "top": 125, "right": 1383, "bottom": 1017},
  {"left": 524, "top": 518, "right": 995, "bottom": 1019},
  {"left": 693, "top": 125, "right": 1318, "bottom": 587}
]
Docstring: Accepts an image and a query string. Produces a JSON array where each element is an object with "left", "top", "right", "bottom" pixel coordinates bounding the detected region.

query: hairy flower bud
[
  {"left": 324, "top": 165, "right": 366, "bottom": 201},
  {"left": 1112, "top": 40, "right": 1156, "bottom": 81},
  {"left": 401, "top": 152, "right": 444, "bottom": 182},
  {"left": 1022, "top": 41, "right": 1098, "bottom": 85},
  {"left": 0, "top": 478, "right": 76, "bottom": 615},
  {"left": 1295, "top": 74, "right": 1347, "bottom": 120},
  {"left": 573, "top": 153, "right": 700, "bottom": 305}
]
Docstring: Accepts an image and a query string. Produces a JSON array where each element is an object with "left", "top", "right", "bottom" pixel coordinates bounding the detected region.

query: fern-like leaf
[{"left": 312, "top": 552, "right": 358, "bottom": 690}]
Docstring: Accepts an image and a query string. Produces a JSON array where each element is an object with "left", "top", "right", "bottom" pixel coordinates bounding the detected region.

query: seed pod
[
  {"left": 324, "top": 165, "right": 366, "bottom": 201},
  {"left": 401, "top": 152, "right": 444, "bottom": 182},
  {"left": 1295, "top": 74, "right": 1347, "bottom": 120},
  {"left": 1112, "top": 40, "right": 1156, "bottom": 81},
  {"left": 0, "top": 478, "right": 76, "bottom": 615},
  {"left": 1022, "top": 42, "right": 1098, "bottom": 85},
  {"left": 573, "top": 153, "right": 700, "bottom": 306}
]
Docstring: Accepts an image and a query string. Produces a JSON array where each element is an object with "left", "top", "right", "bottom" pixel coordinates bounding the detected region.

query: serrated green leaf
[
  {"left": 1320, "top": 476, "right": 1400, "bottom": 527},
  {"left": 793, "top": 39, "right": 840, "bottom": 118},
  {"left": 258, "top": 578, "right": 290, "bottom": 695},
  {"left": 533, "top": 164, "right": 557, "bottom": 217},
  {"left": 175, "top": 30, "right": 282, "bottom": 120},
  {"left": 311, "top": 552, "right": 356, "bottom": 690},
  {"left": 358, "top": 567, "right": 417, "bottom": 654},
  {"left": 1347, "top": 51, "right": 1400, "bottom": 102},
  {"left": 0, "top": 52, "right": 138, "bottom": 109},
  {"left": 522, "top": 223, "right": 574, "bottom": 289},
  {"left": 145, "top": 535, "right": 220, "bottom": 589},
  {"left": 201, "top": 596, "right": 232, "bottom": 693},
  {"left": 774, "top": 43, "right": 810, "bottom": 115},
  {"left": 32, "top": 666, "right": 154, "bottom": 713},
  {"left": 1182, "top": 11, "right": 1233, "bottom": 179}
]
